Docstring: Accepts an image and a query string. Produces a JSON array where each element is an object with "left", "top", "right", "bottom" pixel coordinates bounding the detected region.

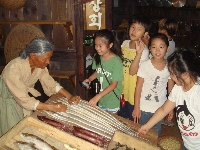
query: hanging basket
[
  {"left": 4, "top": 24, "right": 45, "bottom": 63},
  {"left": 0, "top": 0, "right": 27, "bottom": 10}
]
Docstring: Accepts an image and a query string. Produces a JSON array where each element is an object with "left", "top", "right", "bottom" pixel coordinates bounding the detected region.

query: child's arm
[
  {"left": 168, "top": 79, "right": 174, "bottom": 95},
  {"left": 88, "top": 81, "right": 118, "bottom": 107},
  {"left": 166, "top": 79, "right": 175, "bottom": 121},
  {"left": 138, "top": 100, "right": 176, "bottom": 135},
  {"left": 129, "top": 40, "right": 145, "bottom": 75},
  {"left": 132, "top": 76, "right": 144, "bottom": 123},
  {"left": 84, "top": 71, "right": 97, "bottom": 85}
]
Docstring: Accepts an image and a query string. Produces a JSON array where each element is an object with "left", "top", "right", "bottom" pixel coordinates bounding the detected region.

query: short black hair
[{"left": 129, "top": 13, "right": 152, "bottom": 32}]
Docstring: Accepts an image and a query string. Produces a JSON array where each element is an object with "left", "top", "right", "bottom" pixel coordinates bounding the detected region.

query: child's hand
[
  {"left": 88, "top": 95, "right": 101, "bottom": 107},
  {"left": 142, "top": 33, "right": 150, "bottom": 46},
  {"left": 132, "top": 108, "right": 141, "bottom": 123},
  {"left": 135, "top": 39, "right": 145, "bottom": 54},
  {"left": 166, "top": 110, "right": 174, "bottom": 122},
  {"left": 83, "top": 78, "right": 91, "bottom": 84},
  {"left": 138, "top": 124, "right": 150, "bottom": 135},
  {"left": 82, "top": 79, "right": 91, "bottom": 89}
]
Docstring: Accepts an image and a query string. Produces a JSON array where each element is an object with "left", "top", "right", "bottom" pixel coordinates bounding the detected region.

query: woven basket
[
  {"left": 4, "top": 24, "right": 45, "bottom": 63},
  {"left": 0, "top": 0, "right": 27, "bottom": 10}
]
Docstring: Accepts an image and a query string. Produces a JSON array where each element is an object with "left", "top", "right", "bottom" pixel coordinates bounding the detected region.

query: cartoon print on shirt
[
  {"left": 176, "top": 100, "right": 195, "bottom": 131},
  {"left": 145, "top": 94, "right": 152, "bottom": 101},
  {"left": 96, "top": 68, "right": 111, "bottom": 77},
  {"left": 96, "top": 67, "right": 112, "bottom": 92},
  {"left": 122, "top": 56, "right": 133, "bottom": 74},
  {"left": 145, "top": 76, "right": 160, "bottom": 102},
  {"left": 100, "top": 77, "right": 103, "bottom": 92},
  {"left": 122, "top": 57, "right": 132, "bottom": 68}
]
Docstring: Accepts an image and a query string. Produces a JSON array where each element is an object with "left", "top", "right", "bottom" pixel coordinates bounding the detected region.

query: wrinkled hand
[
  {"left": 88, "top": 95, "right": 100, "bottom": 107},
  {"left": 52, "top": 102, "right": 67, "bottom": 112},
  {"left": 138, "top": 124, "right": 150, "bottom": 135},
  {"left": 68, "top": 96, "right": 81, "bottom": 105},
  {"left": 132, "top": 108, "right": 141, "bottom": 123},
  {"left": 135, "top": 39, "right": 145, "bottom": 54}
]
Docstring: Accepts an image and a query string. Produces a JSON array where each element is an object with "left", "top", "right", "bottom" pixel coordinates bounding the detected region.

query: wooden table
[{"left": 34, "top": 93, "right": 158, "bottom": 145}]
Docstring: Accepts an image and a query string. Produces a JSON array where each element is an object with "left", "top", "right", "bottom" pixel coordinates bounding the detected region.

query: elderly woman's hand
[
  {"left": 68, "top": 96, "right": 81, "bottom": 105},
  {"left": 52, "top": 102, "right": 67, "bottom": 112}
]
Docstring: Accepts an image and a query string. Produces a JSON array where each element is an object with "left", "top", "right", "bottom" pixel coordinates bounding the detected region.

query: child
[
  {"left": 138, "top": 49, "right": 200, "bottom": 150},
  {"left": 118, "top": 14, "right": 152, "bottom": 120},
  {"left": 158, "top": 18, "right": 178, "bottom": 59},
  {"left": 132, "top": 33, "right": 174, "bottom": 136},
  {"left": 84, "top": 29, "right": 123, "bottom": 114},
  {"left": 158, "top": 18, "right": 178, "bottom": 126}
]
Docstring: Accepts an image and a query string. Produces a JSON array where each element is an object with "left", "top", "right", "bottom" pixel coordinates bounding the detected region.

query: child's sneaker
[{"left": 162, "top": 119, "right": 174, "bottom": 127}]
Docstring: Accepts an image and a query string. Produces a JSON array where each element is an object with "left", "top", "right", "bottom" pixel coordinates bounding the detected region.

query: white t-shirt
[
  {"left": 137, "top": 59, "right": 170, "bottom": 113},
  {"left": 168, "top": 82, "right": 200, "bottom": 150}
]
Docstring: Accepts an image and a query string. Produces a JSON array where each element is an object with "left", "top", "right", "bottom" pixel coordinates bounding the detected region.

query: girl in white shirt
[
  {"left": 132, "top": 33, "right": 174, "bottom": 136},
  {"left": 138, "top": 49, "right": 200, "bottom": 150}
]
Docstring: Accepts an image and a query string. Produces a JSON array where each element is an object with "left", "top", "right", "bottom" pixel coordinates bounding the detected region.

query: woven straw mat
[{"left": 4, "top": 24, "right": 45, "bottom": 63}]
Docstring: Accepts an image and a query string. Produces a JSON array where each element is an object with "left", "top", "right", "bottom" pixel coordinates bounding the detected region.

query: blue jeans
[
  {"left": 98, "top": 105, "right": 120, "bottom": 114},
  {"left": 118, "top": 101, "right": 134, "bottom": 121},
  {"left": 139, "top": 111, "right": 162, "bottom": 137}
]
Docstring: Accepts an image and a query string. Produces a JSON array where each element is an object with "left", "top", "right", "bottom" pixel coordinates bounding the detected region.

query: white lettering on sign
[
  {"left": 88, "top": 0, "right": 102, "bottom": 29},
  {"left": 89, "top": 12, "right": 102, "bottom": 30},
  {"left": 89, "top": 0, "right": 102, "bottom": 12}
]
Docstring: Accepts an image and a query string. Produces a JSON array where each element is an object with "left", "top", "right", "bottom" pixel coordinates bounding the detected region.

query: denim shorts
[
  {"left": 139, "top": 111, "right": 162, "bottom": 137},
  {"left": 118, "top": 101, "right": 134, "bottom": 121},
  {"left": 99, "top": 105, "right": 120, "bottom": 114}
]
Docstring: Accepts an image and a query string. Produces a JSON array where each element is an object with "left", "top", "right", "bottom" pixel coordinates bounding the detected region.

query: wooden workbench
[
  {"left": 0, "top": 93, "right": 159, "bottom": 150},
  {"left": 34, "top": 93, "right": 158, "bottom": 145}
]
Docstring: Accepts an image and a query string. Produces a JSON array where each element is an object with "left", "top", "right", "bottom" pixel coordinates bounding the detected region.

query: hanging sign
[{"left": 84, "top": 0, "right": 105, "bottom": 30}]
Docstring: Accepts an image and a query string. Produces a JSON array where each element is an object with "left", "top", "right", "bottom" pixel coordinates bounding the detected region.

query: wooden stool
[{"left": 49, "top": 70, "right": 76, "bottom": 91}]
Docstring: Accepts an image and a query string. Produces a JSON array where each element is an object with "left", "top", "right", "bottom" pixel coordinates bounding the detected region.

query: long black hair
[
  {"left": 167, "top": 48, "right": 200, "bottom": 84},
  {"left": 93, "top": 29, "right": 122, "bottom": 65}
]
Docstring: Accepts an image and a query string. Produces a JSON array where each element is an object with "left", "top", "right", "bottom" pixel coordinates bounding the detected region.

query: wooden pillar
[
  {"left": 105, "top": 0, "right": 112, "bottom": 30},
  {"left": 74, "top": 0, "right": 86, "bottom": 99}
]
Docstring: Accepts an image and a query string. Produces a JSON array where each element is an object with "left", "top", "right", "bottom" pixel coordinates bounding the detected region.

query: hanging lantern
[{"left": 0, "top": 0, "right": 27, "bottom": 10}]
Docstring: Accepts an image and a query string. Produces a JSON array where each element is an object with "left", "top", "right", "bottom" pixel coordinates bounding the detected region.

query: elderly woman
[{"left": 0, "top": 37, "right": 80, "bottom": 136}]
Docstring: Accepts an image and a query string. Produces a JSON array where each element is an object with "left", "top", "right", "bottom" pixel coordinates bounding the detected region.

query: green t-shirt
[{"left": 92, "top": 55, "right": 123, "bottom": 109}]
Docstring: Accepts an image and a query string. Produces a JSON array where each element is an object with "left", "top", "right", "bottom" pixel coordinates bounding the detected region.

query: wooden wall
[
  {"left": 0, "top": 0, "right": 74, "bottom": 50},
  {"left": 113, "top": 0, "right": 200, "bottom": 51},
  {"left": 138, "top": 6, "right": 200, "bottom": 49},
  {"left": 0, "top": 0, "right": 113, "bottom": 99},
  {"left": 0, "top": 0, "right": 76, "bottom": 74},
  {"left": 0, "top": 0, "right": 79, "bottom": 97}
]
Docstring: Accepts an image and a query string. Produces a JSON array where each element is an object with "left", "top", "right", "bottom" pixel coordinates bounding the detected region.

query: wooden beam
[{"left": 0, "top": 21, "right": 68, "bottom": 24}]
